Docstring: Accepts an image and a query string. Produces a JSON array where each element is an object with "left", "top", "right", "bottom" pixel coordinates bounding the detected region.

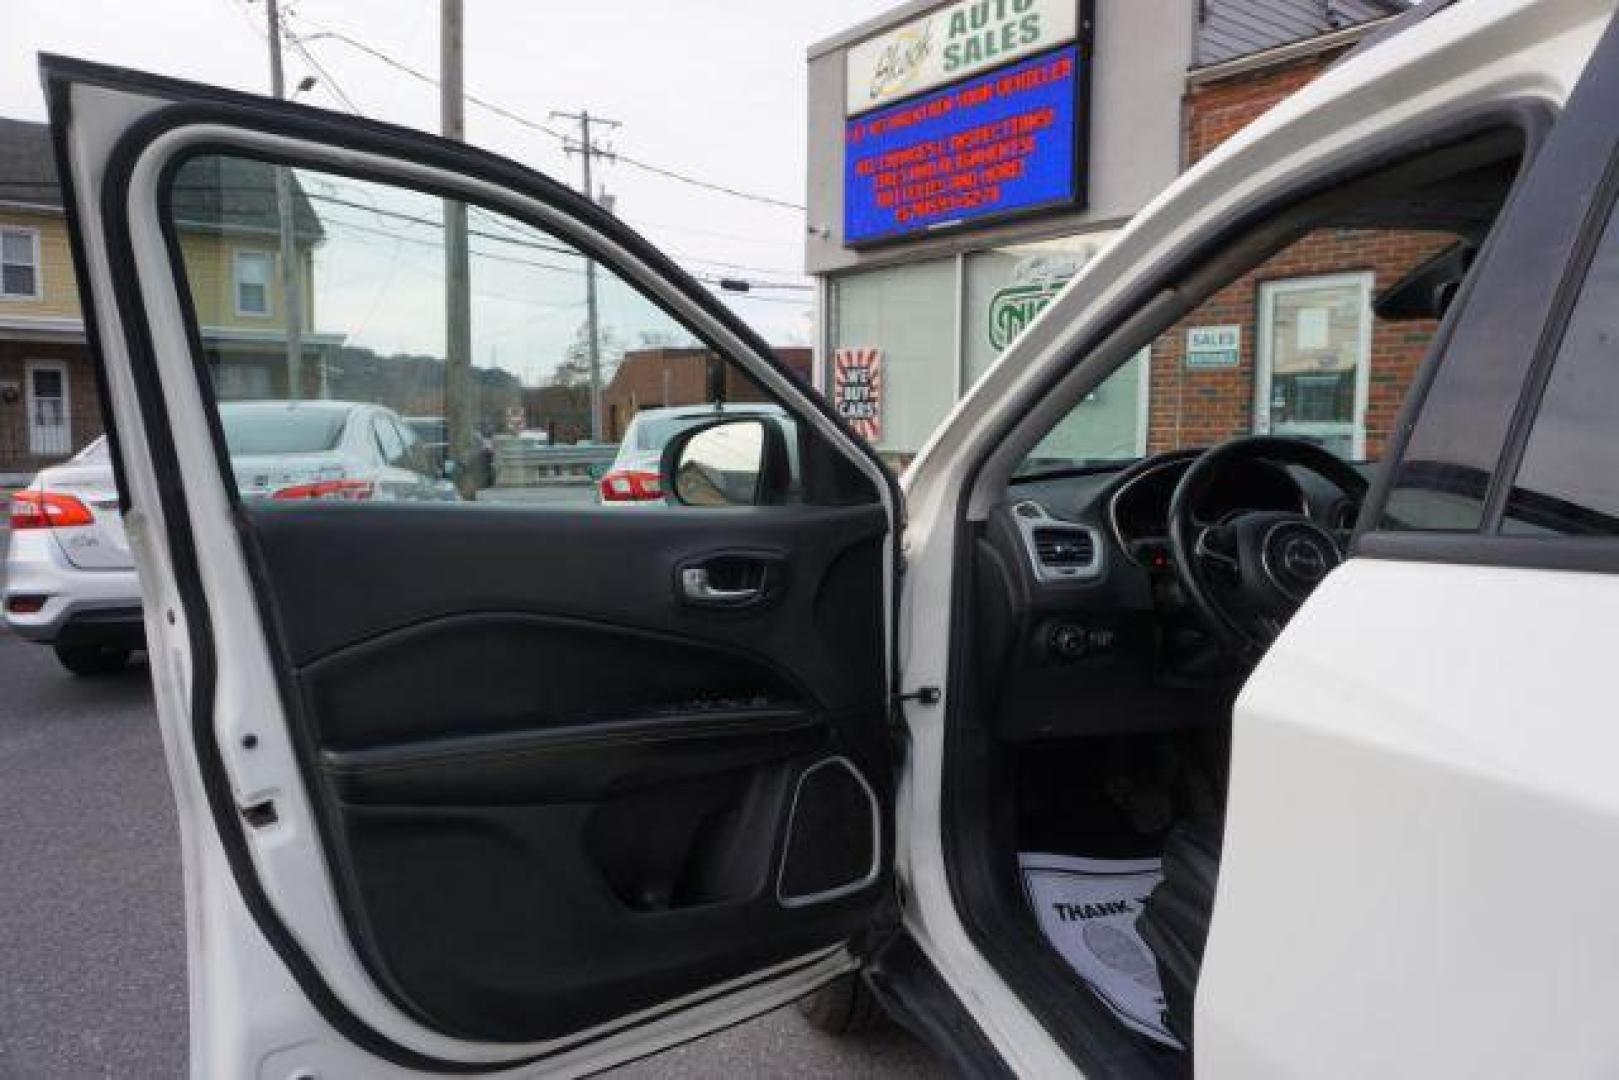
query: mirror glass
[{"left": 673, "top": 419, "right": 765, "bottom": 507}]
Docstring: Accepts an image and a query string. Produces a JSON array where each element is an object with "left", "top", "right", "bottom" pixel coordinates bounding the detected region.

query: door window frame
[
  {"left": 1254, "top": 270, "right": 1373, "bottom": 460},
  {"left": 60, "top": 83, "right": 900, "bottom": 1074},
  {"left": 24, "top": 358, "right": 70, "bottom": 456}
]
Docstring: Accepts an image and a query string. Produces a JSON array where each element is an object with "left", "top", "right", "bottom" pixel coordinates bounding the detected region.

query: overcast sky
[{"left": 3, "top": 0, "right": 894, "bottom": 368}]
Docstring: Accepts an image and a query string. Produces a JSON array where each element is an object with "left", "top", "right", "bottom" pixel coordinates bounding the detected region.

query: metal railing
[{"left": 492, "top": 438, "right": 618, "bottom": 488}]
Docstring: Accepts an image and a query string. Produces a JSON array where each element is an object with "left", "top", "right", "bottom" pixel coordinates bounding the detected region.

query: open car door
[
  {"left": 46, "top": 57, "right": 901, "bottom": 1077},
  {"left": 1198, "top": 7, "right": 1619, "bottom": 1077}
]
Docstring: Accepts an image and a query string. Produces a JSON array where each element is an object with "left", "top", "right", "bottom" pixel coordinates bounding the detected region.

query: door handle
[
  {"left": 680, "top": 566, "right": 760, "bottom": 604},
  {"left": 675, "top": 553, "right": 781, "bottom": 609}
]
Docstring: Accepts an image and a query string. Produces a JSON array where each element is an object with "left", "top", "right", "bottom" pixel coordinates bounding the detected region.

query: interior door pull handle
[{"left": 681, "top": 567, "right": 760, "bottom": 603}]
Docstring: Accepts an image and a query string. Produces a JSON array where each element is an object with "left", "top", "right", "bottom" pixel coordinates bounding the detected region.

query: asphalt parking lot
[{"left": 0, "top": 523, "right": 943, "bottom": 1079}]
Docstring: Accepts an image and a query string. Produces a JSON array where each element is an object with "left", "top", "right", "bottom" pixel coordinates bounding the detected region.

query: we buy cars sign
[{"left": 833, "top": 347, "right": 883, "bottom": 443}]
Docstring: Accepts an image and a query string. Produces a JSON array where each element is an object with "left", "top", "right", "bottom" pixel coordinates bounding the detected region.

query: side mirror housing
[{"left": 661, "top": 415, "right": 791, "bottom": 507}]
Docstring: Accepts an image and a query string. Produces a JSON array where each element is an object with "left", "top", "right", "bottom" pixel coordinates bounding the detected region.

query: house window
[
  {"left": 1256, "top": 272, "right": 1373, "bottom": 460},
  {"left": 25, "top": 359, "right": 70, "bottom": 456},
  {"left": 1, "top": 227, "right": 41, "bottom": 299},
  {"left": 234, "top": 250, "right": 273, "bottom": 317}
]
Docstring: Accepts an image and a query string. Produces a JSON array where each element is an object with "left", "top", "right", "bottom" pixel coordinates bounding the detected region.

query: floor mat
[{"left": 1018, "top": 852, "right": 1182, "bottom": 1050}]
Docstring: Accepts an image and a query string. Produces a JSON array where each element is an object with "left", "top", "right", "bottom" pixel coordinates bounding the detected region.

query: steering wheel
[{"left": 1167, "top": 436, "right": 1367, "bottom": 660}]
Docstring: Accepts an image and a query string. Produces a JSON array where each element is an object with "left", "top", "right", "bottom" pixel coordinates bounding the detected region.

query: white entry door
[{"left": 25, "top": 360, "right": 70, "bottom": 456}]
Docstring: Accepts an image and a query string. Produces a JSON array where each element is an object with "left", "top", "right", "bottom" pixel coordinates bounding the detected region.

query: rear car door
[
  {"left": 47, "top": 58, "right": 900, "bottom": 1077},
  {"left": 1199, "top": 10, "right": 1619, "bottom": 1075}
]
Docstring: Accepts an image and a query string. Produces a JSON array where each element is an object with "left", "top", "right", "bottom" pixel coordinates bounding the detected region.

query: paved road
[{"left": 0, "top": 525, "right": 943, "bottom": 1079}]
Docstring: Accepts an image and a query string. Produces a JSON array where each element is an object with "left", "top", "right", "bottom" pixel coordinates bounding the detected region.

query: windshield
[
  {"left": 221, "top": 406, "right": 349, "bottom": 456},
  {"left": 1009, "top": 230, "right": 1465, "bottom": 480}
]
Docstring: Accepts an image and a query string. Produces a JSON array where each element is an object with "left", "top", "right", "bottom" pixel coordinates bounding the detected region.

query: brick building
[
  {"left": 1147, "top": 31, "right": 1449, "bottom": 461},
  {"left": 806, "top": 0, "right": 1414, "bottom": 466},
  {"left": 600, "top": 346, "right": 812, "bottom": 443}
]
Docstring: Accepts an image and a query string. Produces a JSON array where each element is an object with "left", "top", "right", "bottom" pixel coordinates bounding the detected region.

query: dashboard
[{"left": 975, "top": 450, "right": 1362, "bottom": 742}]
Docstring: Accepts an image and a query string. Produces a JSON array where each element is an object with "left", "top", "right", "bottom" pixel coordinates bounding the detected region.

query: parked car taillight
[
  {"left": 270, "top": 479, "right": 375, "bottom": 502},
  {"left": 598, "top": 470, "right": 663, "bottom": 502},
  {"left": 8, "top": 491, "right": 95, "bottom": 530}
]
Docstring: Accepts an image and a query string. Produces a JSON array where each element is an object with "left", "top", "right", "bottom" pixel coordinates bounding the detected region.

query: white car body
[
  {"left": 221, "top": 399, "right": 453, "bottom": 503},
  {"left": 598, "top": 403, "right": 795, "bottom": 505},
  {"left": 44, "top": 1, "right": 1619, "bottom": 1076},
  {"left": 2, "top": 437, "right": 143, "bottom": 661}
]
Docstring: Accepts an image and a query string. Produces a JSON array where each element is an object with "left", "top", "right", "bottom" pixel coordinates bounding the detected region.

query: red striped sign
[{"left": 832, "top": 347, "right": 883, "bottom": 442}]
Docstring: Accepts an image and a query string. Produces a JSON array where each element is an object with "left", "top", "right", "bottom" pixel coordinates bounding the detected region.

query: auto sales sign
[
  {"left": 846, "top": 0, "right": 1081, "bottom": 114},
  {"left": 842, "top": 2, "right": 1089, "bottom": 246}
]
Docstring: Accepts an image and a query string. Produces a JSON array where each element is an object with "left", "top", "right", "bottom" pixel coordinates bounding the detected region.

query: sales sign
[
  {"left": 844, "top": 44, "right": 1084, "bottom": 246},
  {"left": 833, "top": 347, "right": 883, "bottom": 442},
  {"left": 1185, "top": 326, "right": 1241, "bottom": 369},
  {"left": 845, "top": 0, "right": 1080, "bottom": 115}
]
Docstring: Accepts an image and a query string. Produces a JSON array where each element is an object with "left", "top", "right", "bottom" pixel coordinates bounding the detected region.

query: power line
[
  {"left": 282, "top": 24, "right": 364, "bottom": 114},
  {"left": 611, "top": 155, "right": 803, "bottom": 212},
  {"left": 297, "top": 31, "right": 575, "bottom": 143},
  {"left": 296, "top": 29, "right": 806, "bottom": 212},
  {"left": 1, "top": 175, "right": 808, "bottom": 294},
  {"left": 670, "top": 252, "right": 807, "bottom": 281},
  {"left": 472, "top": 202, "right": 805, "bottom": 282}
]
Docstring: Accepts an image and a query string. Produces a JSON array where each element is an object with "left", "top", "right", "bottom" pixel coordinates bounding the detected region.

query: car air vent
[{"left": 1033, "top": 527, "right": 1095, "bottom": 568}]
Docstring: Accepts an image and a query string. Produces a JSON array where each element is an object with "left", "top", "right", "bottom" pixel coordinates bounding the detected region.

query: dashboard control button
[{"left": 1048, "top": 623, "right": 1090, "bottom": 662}]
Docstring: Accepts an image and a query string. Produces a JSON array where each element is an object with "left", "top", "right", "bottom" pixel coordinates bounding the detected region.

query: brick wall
[
  {"left": 1148, "top": 228, "right": 1450, "bottom": 459},
  {"left": 1184, "top": 53, "right": 1337, "bottom": 166},
  {"left": 1150, "top": 47, "right": 1450, "bottom": 459}
]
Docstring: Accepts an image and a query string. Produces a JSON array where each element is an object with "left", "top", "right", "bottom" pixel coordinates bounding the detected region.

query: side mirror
[{"left": 661, "top": 416, "right": 790, "bottom": 507}]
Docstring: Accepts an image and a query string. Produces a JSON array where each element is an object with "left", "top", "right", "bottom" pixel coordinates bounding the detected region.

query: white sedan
[{"left": 4, "top": 401, "right": 453, "bottom": 675}]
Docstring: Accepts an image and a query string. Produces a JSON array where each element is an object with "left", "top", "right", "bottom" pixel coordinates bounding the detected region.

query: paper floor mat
[{"left": 1018, "top": 852, "right": 1182, "bottom": 1049}]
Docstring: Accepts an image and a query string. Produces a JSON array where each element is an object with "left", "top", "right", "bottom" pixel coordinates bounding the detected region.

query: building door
[
  {"left": 25, "top": 359, "right": 70, "bottom": 457},
  {"left": 1255, "top": 272, "right": 1372, "bottom": 459}
]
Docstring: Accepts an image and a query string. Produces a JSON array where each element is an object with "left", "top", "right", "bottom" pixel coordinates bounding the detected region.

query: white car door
[
  {"left": 1197, "top": 8, "right": 1619, "bottom": 1077},
  {"left": 883, "top": 1, "right": 1619, "bottom": 1076},
  {"left": 46, "top": 57, "right": 904, "bottom": 1078}
]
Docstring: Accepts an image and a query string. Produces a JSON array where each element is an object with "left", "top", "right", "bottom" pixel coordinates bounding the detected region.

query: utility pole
[
  {"left": 550, "top": 109, "right": 620, "bottom": 442},
  {"left": 265, "top": 0, "right": 305, "bottom": 399},
  {"left": 442, "top": 0, "right": 477, "bottom": 497}
]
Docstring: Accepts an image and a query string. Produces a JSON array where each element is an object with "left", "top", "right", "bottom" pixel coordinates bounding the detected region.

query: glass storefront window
[
  {"left": 1256, "top": 273, "right": 1372, "bottom": 460},
  {"left": 1021, "top": 348, "right": 1149, "bottom": 469},
  {"left": 828, "top": 232, "right": 1143, "bottom": 467},
  {"left": 963, "top": 234, "right": 1115, "bottom": 388},
  {"left": 830, "top": 258, "right": 956, "bottom": 462},
  {"left": 968, "top": 232, "right": 1144, "bottom": 464}
]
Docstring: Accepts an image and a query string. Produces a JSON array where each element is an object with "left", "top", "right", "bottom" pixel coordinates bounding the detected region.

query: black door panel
[
  {"left": 298, "top": 611, "right": 805, "bottom": 751},
  {"left": 236, "top": 502, "right": 891, "bottom": 1043},
  {"left": 320, "top": 710, "right": 828, "bottom": 806},
  {"left": 245, "top": 503, "right": 886, "bottom": 708}
]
